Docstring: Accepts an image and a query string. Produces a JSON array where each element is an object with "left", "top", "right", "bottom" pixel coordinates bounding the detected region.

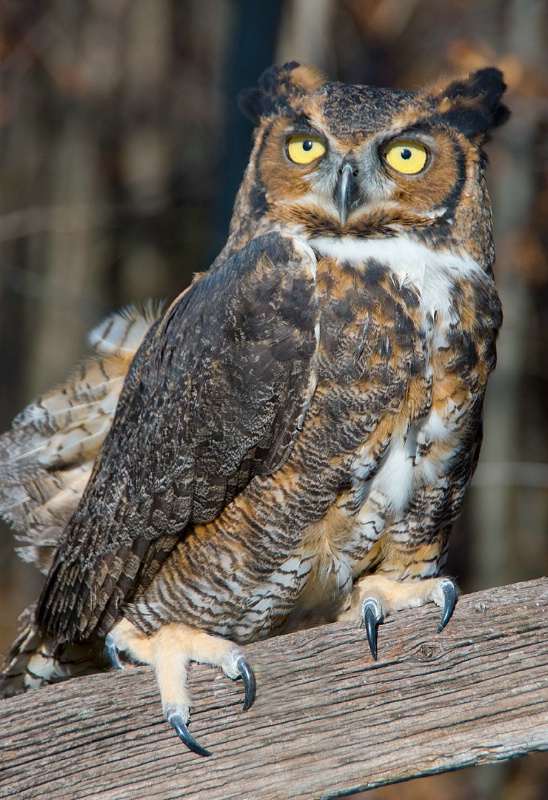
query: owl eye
[
  {"left": 384, "top": 140, "right": 428, "bottom": 175},
  {"left": 287, "top": 135, "right": 326, "bottom": 165}
]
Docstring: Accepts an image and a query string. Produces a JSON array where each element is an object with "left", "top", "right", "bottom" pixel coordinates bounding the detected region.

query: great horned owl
[{"left": 0, "top": 63, "right": 508, "bottom": 755}]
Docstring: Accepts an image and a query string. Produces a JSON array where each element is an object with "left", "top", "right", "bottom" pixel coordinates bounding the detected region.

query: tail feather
[{"left": 1, "top": 605, "right": 108, "bottom": 697}]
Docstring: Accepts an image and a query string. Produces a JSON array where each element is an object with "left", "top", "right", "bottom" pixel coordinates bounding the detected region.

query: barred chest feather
[{"left": 288, "top": 233, "right": 501, "bottom": 613}]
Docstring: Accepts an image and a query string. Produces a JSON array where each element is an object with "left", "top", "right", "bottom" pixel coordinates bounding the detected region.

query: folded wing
[{"left": 36, "top": 232, "right": 320, "bottom": 643}]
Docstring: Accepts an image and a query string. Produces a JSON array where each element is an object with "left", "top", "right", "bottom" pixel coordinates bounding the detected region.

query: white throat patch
[{"left": 310, "top": 234, "right": 486, "bottom": 319}]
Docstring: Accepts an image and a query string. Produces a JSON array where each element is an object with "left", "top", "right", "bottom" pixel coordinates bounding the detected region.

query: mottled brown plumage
[
  {"left": 0, "top": 302, "right": 164, "bottom": 574},
  {"left": 0, "top": 63, "right": 507, "bottom": 755}
]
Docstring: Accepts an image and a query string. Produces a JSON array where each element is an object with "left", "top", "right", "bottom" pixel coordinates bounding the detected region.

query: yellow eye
[
  {"left": 287, "top": 135, "right": 326, "bottom": 165},
  {"left": 384, "top": 140, "right": 428, "bottom": 175}
]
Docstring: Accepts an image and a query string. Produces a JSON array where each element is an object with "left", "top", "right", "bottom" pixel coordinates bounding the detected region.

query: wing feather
[
  {"left": 0, "top": 303, "right": 163, "bottom": 573},
  {"left": 37, "top": 232, "right": 320, "bottom": 642}
]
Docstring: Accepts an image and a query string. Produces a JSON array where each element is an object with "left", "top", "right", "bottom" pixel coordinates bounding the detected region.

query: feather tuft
[{"left": 0, "top": 304, "right": 163, "bottom": 573}]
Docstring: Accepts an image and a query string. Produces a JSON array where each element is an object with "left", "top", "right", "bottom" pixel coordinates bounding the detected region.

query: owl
[{"left": 0, "top": 63, "right": 507, "bottom": 756}]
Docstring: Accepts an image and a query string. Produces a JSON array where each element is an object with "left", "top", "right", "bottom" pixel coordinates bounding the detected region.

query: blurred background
[{"left": 0, "top": 1, "right": 546, "bottom": 797}]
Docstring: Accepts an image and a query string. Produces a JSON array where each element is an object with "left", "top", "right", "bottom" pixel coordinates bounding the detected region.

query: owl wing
[
  {"left": 37, "top": 232, "right": 320, "bottom": 643},
  {"left": 0, "top": 303, "right": 163, "bottom": 574}
]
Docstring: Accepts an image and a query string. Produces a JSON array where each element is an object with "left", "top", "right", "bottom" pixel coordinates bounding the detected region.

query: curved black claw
[
  {"left": 437, "top": 580, "right": 458, "bottom": 633},
  {"left": 235, "top": 654, "right": 256, "bottom": 711},
  {"left": 362, "top": 597, "right": 383, "bottom": 661},
  {"left": 104, "top": 633, "right": 124, "bottom": 670},
  {"left": 167, "top": 712, "right": 211, "bottom": 757}
]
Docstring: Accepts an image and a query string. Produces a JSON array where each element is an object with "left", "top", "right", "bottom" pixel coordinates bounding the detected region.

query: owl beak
[{"left": 335, "top": 162, "right": 359, "bottom": 225}]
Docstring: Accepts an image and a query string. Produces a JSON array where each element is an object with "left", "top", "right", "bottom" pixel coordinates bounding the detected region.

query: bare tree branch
[{"left": 0, "top": 578, "right": 546, "bottom": 800}]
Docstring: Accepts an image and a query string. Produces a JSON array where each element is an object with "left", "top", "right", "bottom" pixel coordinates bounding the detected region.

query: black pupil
[
  {"left": 401, "top": 148, "right": 412, "bottom": 160},
  {"left": 302, "top": 140, "right": 314, "bottom": 151}
]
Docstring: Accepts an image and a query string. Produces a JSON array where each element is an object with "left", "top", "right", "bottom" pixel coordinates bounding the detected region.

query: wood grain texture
[{"left": 1, "top": 578, "right": 546, "bottom": 800}]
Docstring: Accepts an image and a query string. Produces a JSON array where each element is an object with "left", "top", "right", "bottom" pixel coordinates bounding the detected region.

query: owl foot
[
  {"left": 339, "top": 575, "right": 457, "bottom": 660},
  {"left": 106, "top": 618, "right": 256, "bottom": 755}
]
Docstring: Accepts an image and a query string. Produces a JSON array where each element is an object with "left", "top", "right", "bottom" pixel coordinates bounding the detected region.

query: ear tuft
[
  {"left": 435, "top": 68, "right": 510, "bottom": 139},
  {"left": 238, "top": 62, "right": 325, "bottom": 124}
]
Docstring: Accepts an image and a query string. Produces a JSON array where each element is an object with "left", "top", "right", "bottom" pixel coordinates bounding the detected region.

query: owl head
[{"left": 227, "top": 63, "right": 509, "bottom": 266}]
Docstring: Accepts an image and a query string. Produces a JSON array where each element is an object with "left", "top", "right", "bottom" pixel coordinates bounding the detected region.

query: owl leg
[
  {"left": 338, "top": 575, "right": 457, "bottom": 659},
  {"left": 105, "top": 618, "right": 256, "bottom": 756}
]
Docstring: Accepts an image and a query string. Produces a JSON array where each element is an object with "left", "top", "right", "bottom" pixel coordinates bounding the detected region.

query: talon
[
  {"left": 437, "top": 580, "right": 457, "bottom": 633},
  {"left": 166, "top": 711, "right": 211, "bottom": 757},
  {"left": 235, "top": 654, "right": 256, "bottom": 711},
  {"left": 105, "top": 632, "right": 124, "bottom": 670},
  {"left": 362, "top": 597, "right": 383, "bottom": 660}
]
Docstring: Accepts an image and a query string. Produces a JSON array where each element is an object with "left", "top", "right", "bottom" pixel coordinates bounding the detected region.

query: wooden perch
[{"left": 1, "top": 578, "right": 546, "bottom": 800}]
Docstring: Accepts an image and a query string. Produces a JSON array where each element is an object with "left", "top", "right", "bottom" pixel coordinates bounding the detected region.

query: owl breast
[{"left": 284, "top": 233, "right": 501, "bottom": 617}]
